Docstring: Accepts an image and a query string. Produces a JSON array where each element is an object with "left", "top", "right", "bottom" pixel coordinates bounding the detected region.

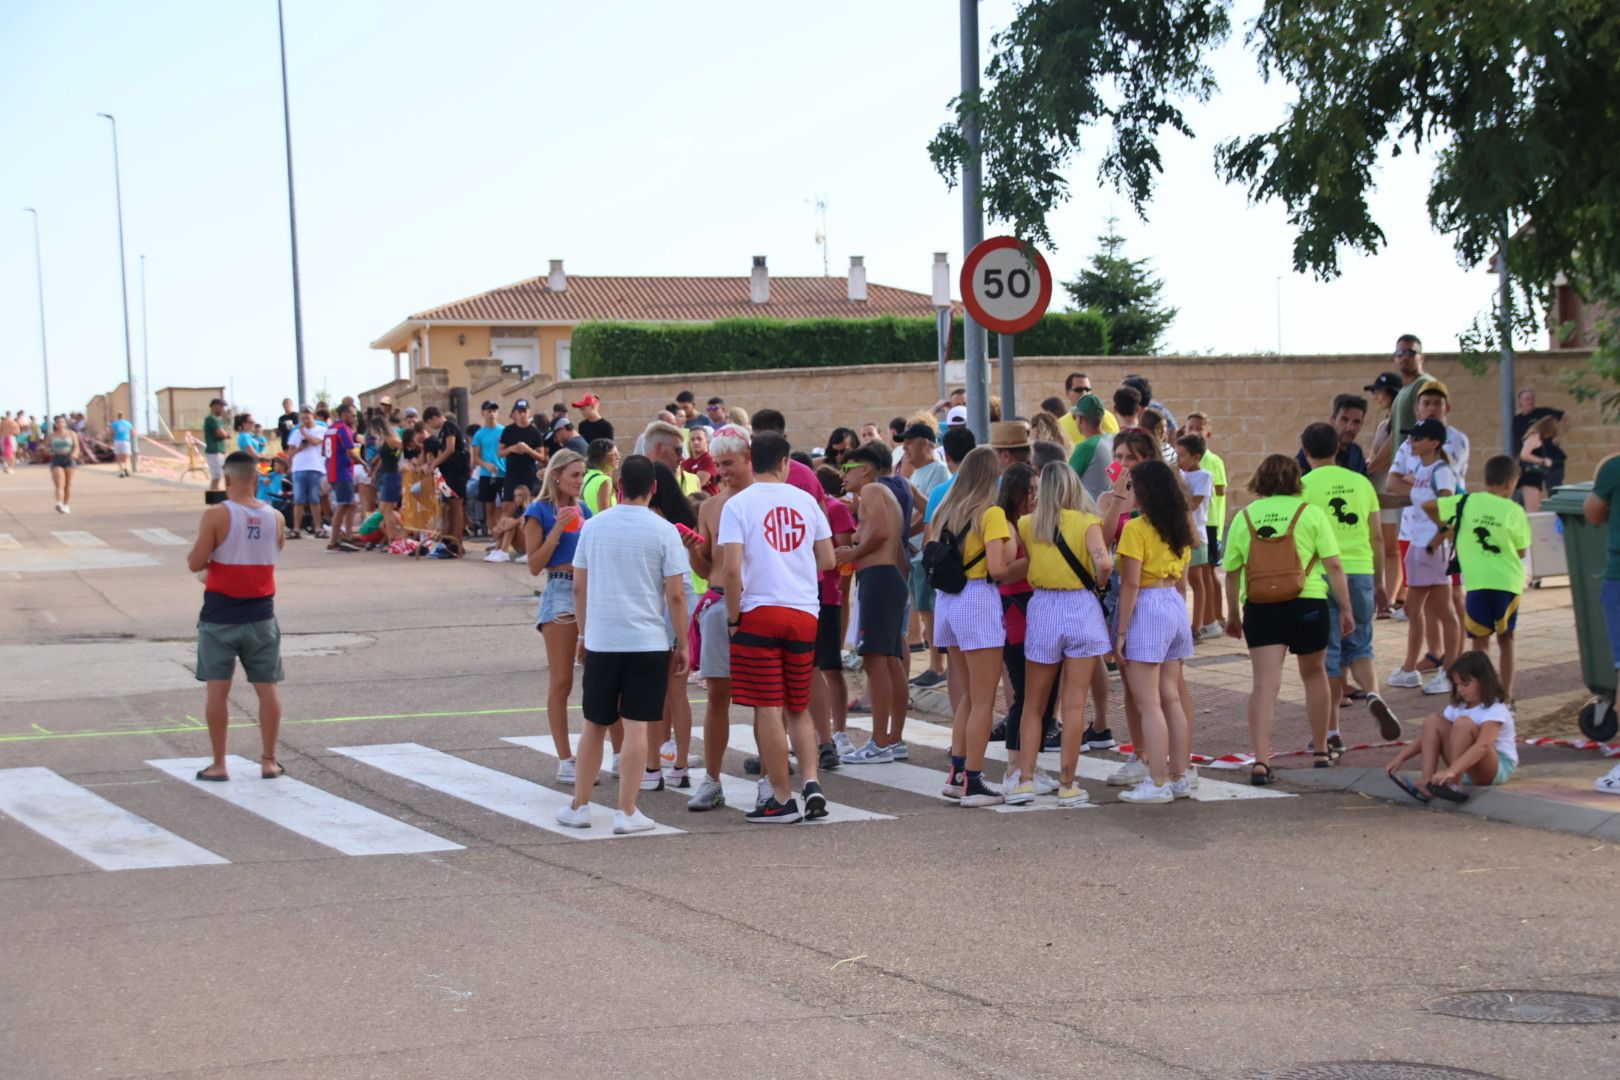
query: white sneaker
[
  {"left": 554, "top": 803, "right": 591, "bottom": 828},
  {"left": 1032, "top": 770, "right": 1059, "bottom": 796},
  {"left": 1119, "top": 778, "right": 1174, "bottom": 804},
  {"left": 1056, "top": 782, "right": 1091, "bottom": 808},
  {"left": 840, "top": 740, "right": 894, "bottom": 764},
  {"left": 660, "top": 739, "right": 678, "bottom": 768},
  {"left": 1421, "top": 669, "right": 1452, "bottom": 695},
  {"left": 1107, "top": 758, "right": 1149, "bottom": 786},
  {"left": 1197, "top": 621, "right": 1224, "bottom": 640},
  {"left": 54, "top": 502, "right": 64, "bottom": 513},
  {"left": 613, "top": 809, "right": 656, "bottom": 834},
  {"left": 555, "top": 757, "right": 577, "bottom": 783},
  {"left": 482, "top": 549, "right": 510, "bottom": 563},
  {"left": 607, "top": 753, "right": 620, "bottom": 776},
  {"left": 1391, "top": 607, "right": 1409, "bottom": 622},
  {"left": 1003, "top": 780, "right": 1036, "bottom": 806},
  {"left": 832, "top": 731, "right": 856, "bottom": 756},
  {"left": 1596, "top": 764, "right": 1620, "bottom": 796},
  {"left": 1388, "top": 668, "right": 1423, "bottom": 689},
  {"left": 60, "top": 503, "right": 70, "bottom": 514},
  {"left": 1170, "top": 771, "right": 1198, "bottom": 800}
]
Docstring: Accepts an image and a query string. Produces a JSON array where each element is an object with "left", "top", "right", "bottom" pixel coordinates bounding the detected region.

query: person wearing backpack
[
  {"left": 924, "top": 445, "right": 1012, "bottom": 807},
  {"left": 1223, "top": 454, "right": 1355, "bottom": 784}
]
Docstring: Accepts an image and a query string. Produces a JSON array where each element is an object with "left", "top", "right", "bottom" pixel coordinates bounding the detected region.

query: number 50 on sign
[{"left": 960, "top": 236, "right": 1053, "bottom": 336}]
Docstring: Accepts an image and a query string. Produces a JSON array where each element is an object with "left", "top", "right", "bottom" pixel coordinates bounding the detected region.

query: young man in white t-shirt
[
  {"left": 718, "top": 432, "right": 835, "bottom": 823},
  {"left": 285, "top": 407, "right": 328, "bottom": 539},
  {"left": 555, "top": 455, "right": 691, "bottom": 835}
]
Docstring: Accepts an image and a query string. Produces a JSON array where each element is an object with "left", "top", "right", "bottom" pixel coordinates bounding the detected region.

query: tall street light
[
  {"left": 277, "top": 0, "right": 308, "bottom": 408},
  {"left": 22, "top": 207, "right": 51, "bottom": 419},
  {"left": 97, "top": 111, "right": 139, "bottom": 472},
  {"left": 140, "top": 254, "right": 152, "bottom": 433}
]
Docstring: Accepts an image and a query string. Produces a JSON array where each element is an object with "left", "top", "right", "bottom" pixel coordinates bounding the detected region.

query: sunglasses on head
[{"left": 840, "top": 461, "right": 867, "bottom": 472}]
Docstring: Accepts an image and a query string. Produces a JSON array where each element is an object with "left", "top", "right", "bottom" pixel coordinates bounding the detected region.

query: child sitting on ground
[
  {"left": 483, "top": 486, "right": 532, "bottom": 563},
  {"left": 1384, "top": 649, "right": 1517, "bottom": 803}
]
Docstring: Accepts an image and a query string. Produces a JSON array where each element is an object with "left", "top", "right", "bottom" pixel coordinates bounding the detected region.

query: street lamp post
[
  {"left": 959, "top": 0, "right": 988, "bottom": 442},
  {"left": 140, "top": 254, "right": 152, "bottom": 433},
  {"left": 97, "top": 112, "right": 139, "bottom": 472},
  {"left": 22, "top": 208, "right": 51, "bottom": 420},
  {"left": 277, "top": 0, "right": 308, "bottom": 408}
]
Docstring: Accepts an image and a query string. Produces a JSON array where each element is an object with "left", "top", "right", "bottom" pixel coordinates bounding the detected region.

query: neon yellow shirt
[
  {"left": 1222, "top": 495, "right": 1339, "bottom": 604},
  {"left": 1203, "top": 448, "right": 1228, "bottom": 541},
  {"left": 1437, "top": 492, "right": 1529, "bottom": 595},
  {"left": 1300, "top": 465, "right": 1378, "bottom": 575},
  {"left": 1059, "top": 411, "right": 1120, "bottom": 447}
]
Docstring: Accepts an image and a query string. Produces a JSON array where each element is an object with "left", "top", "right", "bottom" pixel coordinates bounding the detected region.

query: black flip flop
[
  {"left": 1368, "top": 695, "right": 1403, "bottom": 741},
  {"left": 195, "top": 768, "right": 229, "bottom": 782},
  {"left": 1390, "top": 773, "right": 1430, "bottom": 803},
  {"left": 1249, "top": 762, "right": 1274, "bottom": 786},
  {"left": 260, "top": 759, "right": 286, "bottom": 779},
  {"left": 1313, "top": 750, "right": 1333, "bottom": 769},
  {"left": 1425, "top": 781, "right": 1470, "bottom": 804}
]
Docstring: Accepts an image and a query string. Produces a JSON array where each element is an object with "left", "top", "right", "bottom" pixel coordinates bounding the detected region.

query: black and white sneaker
[
  {"left": 1081, "top": 727, "right": 1117, "bottom": 751},
  {"left": 801, "top": 781, "right": 828, "bottom": 820},
  {"left": 959, "top": 773, "right": 1003, "bottom": 808},
  {"left": 745, "top": 796, "right": 802, "bottom": 824},
  {"left": 817, "top": 744, "right": 841, "bottom": 772},
  {"left": 742, "top": 755, "right": 794, "bottom": 776}
]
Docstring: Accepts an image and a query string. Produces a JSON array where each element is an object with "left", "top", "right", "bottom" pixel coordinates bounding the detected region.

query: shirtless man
[
  {"left": 683, "top": 425, "right": 754, "bottom": 811},
  {"left": 834, "top": 441, "right": 911, "bottom": 762}
]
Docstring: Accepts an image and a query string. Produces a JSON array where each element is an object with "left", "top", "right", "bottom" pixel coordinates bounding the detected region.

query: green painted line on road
[{"left": 0, "top": 700, "right": 709, "bottom": 744}]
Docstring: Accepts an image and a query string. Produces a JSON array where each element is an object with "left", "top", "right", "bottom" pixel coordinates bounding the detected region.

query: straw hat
[{"left": 988, "top": 420, "right": 1032, "bottom": 450}]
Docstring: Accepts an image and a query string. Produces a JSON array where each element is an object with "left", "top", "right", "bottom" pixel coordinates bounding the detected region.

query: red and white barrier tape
[{"left": 1113, "top": 735, "right": 1620, "bottom": 768}]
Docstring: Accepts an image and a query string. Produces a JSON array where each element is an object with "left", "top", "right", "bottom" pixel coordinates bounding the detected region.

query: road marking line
[
  {"left": 335, "top": 743, "right": 682, "bottom": 840},
  {"left": 52, "top": 531, "right": 106, "bottom": 548},
  {"left": 0, "top": 534, "right": 19, "bottom": 550},
  {"left": 504, "top": 735, "right": 894, "bottom": 824},
  {"left": 846, "top": 717, "right": 1294, "bottom": 801},
  {"left": 0, "top": 766, "right": 227, "bottom": 871},
  {"left": 131, "top": 527, "right": 187, "bottom": 546},
  {"left": 725, "top": 724, "right": 1064, "bottom": 814},
  {"left": 147, "top": 755, "right": 463, "bottom": 855}
]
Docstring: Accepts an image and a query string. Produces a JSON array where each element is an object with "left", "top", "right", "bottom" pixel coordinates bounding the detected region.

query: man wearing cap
[
  {"left": 499, "top": 400, "right": 546, "bottom": 501},
  {"left": 1058, "top": 372, "right": 1120, "bottom": 446},
  {"left": 552, "top": 415, "right": 589, "bottom": 456},
  {"left": 470, "top": 400, "right": 506, "bottom": 534},
  {"left": 572, "top": 393, "right": 613, "bottom": 443},
  {"left": 990, "top": 419, "right": 1033, "bottom": 470},
  {"left": 203, "top": 398, "right": 230, "bottom": 491},
  {"left": 1067, "top": 393, "right": 1115, "bottom": 499},
  {"left": 945, "top": 404, "right": 969, "bottom": 428}
]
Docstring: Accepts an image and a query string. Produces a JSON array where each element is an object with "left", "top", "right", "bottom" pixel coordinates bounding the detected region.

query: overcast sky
[{"left": 1, "top": 0, "right": 1503, "bottom": 426}]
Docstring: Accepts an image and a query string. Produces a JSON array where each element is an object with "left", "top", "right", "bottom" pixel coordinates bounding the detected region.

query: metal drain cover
[
  {"left": 1268, "top": 1064, "right": 1503, "bottom": 1080},
  {"left": 1425, "top": 989, "right": 1620, "bottom": 1024}
]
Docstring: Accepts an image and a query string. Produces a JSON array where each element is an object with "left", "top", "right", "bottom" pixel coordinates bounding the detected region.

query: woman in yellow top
[
  {"left": 1221, "top": 454, "right": 1354, "bottom": 784},
  {"left": 1010, "top": 463, "right": 1113, "bottom": 806},
  {"left": 1111, "top": 459, "right": 1197, "bottom": 805},
  {"left": 928, "top": 446, "right": 1013, "bottom": 807}
]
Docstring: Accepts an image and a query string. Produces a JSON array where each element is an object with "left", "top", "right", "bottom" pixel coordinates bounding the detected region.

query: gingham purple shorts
[
  {"left": 1119, "top": 586, "right": 1194, "bottom": 664},
  {"left": 1025, "top": 589, "right": 1110, "bottom": 664},
  {"left": 933, "top": 578, "right": 1006, "bottom": 651}
]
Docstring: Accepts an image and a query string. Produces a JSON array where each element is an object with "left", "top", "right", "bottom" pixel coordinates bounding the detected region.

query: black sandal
[
  {"left": 1390, "top": 773, "right": 1431, "bottom": 803},
  {"left": 194, "top": 768, "right": 229, "bottom": 782},
  {"left": 1313, "top": 750, "right": 1332, "bottom": 769},
  {"left": 1249, "top": 762, "right": 1274, "bottom": 786},
  {"left": 1425, "top": 781, "right": 1469, "bottom": 804},
  {"left": 260, "top": 757, "right": 286, "bottom": 779}
]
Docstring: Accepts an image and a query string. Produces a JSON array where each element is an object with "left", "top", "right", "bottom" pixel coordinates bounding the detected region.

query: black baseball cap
[
  {"left": 1364, "top": 372, "right": 1402, "bottom": 395},
  {"left": 512, "top": 398, "right": 530, "bottom": 411},
  {"left": 901, "top": 422, "right": 937, "bottom": 443},
  {"left": 1401, "top": 418, "right": 1448, "bottom": 443},
  {"left": 481, "top": 399, "right": 499, "bottom": 411}
]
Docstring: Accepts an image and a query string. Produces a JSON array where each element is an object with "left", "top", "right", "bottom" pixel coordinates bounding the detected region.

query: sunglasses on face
[{"left": 1394, "top": 348, "right": 1417, "bottom": 358}]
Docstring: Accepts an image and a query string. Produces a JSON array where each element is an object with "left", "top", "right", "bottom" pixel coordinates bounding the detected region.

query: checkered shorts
[
  {"left": 1118, "top": 585, "right": 1194, "bottom": 664},
  {"left": 1025, "top": 589, "right": 1111, "bottom": 665},
  {"left": 933, "top": 578, "right": 1006, "bottom": 652}
]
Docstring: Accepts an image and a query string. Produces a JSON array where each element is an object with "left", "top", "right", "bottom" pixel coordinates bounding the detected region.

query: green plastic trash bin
[{"left": 1545, "top": 482, "right": 1617, "bottom": 698}]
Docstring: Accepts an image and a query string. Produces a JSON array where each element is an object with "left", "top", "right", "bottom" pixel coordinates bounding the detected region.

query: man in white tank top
[{"left": 186, "top": 452, "right": 288, "bottom": 781}]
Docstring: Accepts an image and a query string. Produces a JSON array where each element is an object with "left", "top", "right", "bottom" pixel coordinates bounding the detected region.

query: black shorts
[
  {"left": 814, "top": 603, "right": 843, "bottom": 671},
  {"left": 1205, "top": 526, "right": 1221, "bottom": 563},
  {"left": 856, "top": 565, "right": 908, "bottom": 658},
  {"left": 440, "top": 472, "right": 469, "bottom": 502},
  {"left": 478, "top": 476, "right": 502, "bottom": 504},
  {"left": 582, "top": 649, "right": 671, "bottom": 725},
  {"left": 503, "top": 475, "right": 538, "bottom": 502},
  {"left": 1242, "top": 597, "right": 1330, "bottom": 655}
]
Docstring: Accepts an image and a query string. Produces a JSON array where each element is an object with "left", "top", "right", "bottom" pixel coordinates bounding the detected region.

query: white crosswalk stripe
[
  {"left": 130, "top": 527, "right": 188, "bottom": 546},
  {"left": 0, "top": 767, "right": 227, "bottom": 870},
  {"left": 336, "top": 742, "right": 683, "bottom": 839},
  {"left": 52, "top": 530, "right": 106, "bottom": 548},
  {"left": 147, "top": 755, "right": 463, "bottom": 855},
  {"left": 846, "top": 717, "right": 1294, "bottom": 801},
  {"left": 503, "top": 735, "right": 894, "bottom": 824},
  {"left": 723, "top": 724, "right": 1064, "bottom": 814},
  {"left": 0, "top": 533, "right": 20, "bottom": 550}
]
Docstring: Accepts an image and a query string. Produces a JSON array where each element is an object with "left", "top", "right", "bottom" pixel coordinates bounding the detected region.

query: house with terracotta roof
[{"left": 369, "top": 256, "right": 948, "bottom": 393}]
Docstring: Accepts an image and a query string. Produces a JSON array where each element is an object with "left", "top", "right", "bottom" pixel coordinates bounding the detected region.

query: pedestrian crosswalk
[
  {"left": 1, "top": 728, "right": 1290, "bottom": 873},
  {"left": 0, "top": 526, "right": 189, "bottom": 572}
]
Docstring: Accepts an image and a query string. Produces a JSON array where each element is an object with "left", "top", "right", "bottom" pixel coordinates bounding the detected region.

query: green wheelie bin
[{"left": 1544, "top": 482, "right": 1618, "bottom": 739}]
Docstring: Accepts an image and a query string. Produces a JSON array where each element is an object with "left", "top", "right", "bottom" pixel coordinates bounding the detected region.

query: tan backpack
[{"left": 1241, "top": 503, "right": 1316, "bottom": 604}]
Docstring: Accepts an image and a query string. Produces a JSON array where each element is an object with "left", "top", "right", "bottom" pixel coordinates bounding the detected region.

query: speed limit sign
[{"left": 959, "top": 236, "right": 1053, "bottom": 335}]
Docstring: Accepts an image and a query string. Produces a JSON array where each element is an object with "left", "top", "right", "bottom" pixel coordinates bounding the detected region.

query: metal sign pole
[
  {"left": 997, "top": 333, "right": 1015, "bottom": 419},
  {"left": 959, "top": 0, "right": 988, "bottom": 442},
  {"left": 1496, "top": 215, "right": 1516, "bottom": 456}
]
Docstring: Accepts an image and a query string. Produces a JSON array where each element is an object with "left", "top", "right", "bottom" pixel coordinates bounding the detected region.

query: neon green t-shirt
[
  {"left": 1436, "top": 492, "right": 1530, "bottom": 595},
  {"left": 1300, "top": 465, "right": 1379, "bottom": 575},
  {"left": 1222, "top": 495, "right": 1340, "bottom": 604},
  {"left": 1203, "top": 449, "right": 1228, "bottom": 541}
]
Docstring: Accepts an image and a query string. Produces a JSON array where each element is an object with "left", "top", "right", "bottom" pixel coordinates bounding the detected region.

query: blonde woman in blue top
[{"left": 524, "top": 448, "right": 592, "bottom": 781}]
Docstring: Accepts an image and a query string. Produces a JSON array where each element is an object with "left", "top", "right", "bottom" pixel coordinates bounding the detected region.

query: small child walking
[{"left": 1385, "top": 650, "right": 1517, "bottom": 803}]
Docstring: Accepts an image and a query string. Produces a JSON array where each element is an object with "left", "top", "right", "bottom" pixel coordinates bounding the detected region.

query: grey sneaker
[
  {"left": 840, "top": 740, "right": 893, "bottom": 765},
  {"left": 889, "top": 740, "right": 909, "bottom": 761},
  {"left": 1107, "top": 758, "right": 1149, "bottom": 787},
  {"left": 832, "top": 731, "right": 856, "bottom": 756},
  {"left": 685, "top": 777, "right": 726, "bottom": 812}
]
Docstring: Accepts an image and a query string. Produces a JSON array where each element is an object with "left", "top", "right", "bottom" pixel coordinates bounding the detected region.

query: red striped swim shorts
[{"left": 729, "top": 605, "right": 818, "bottom": 712}]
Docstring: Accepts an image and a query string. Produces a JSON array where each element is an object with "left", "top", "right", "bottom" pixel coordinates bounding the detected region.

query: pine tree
[{"left": 1064, "top": 220, "right": 1177, "bottom": 356}]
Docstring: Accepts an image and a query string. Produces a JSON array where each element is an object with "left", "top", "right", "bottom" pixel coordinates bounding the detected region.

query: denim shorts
[
  {"left": 331, "top": 480, "right": 356, "bottom": 506},
  {"left": 908, "top": 552, "right": 936, "bottom": 613},
  {"left": 292, "top": 470, "right": 322, "bottom": 505},
  {"left": 376, "top": 471, "right": 402, "bottom": 504},
  {"left": 1325, "top": 573, "right": 1375, "bottom": 677},
  {"left": 535, "top": 571, "right": 576, "bottom": 628}
]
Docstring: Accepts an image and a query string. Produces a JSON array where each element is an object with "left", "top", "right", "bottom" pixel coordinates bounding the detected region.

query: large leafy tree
[
  {"left": 932, "top": 0, "right": 1620, "bottom": 414},
  {"left": 1065, "top": 219, "right": 1177, "bottom": 355}
]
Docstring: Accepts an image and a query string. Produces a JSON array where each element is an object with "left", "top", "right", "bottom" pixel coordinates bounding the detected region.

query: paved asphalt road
[{"left": 2, "top": 466, "right": 1617, "bottom": 1079}]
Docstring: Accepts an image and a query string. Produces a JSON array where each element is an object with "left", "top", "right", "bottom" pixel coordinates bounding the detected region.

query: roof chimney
[
  {"left": 547, "top": 259, "right": 566, "bottom": 293},
  {"left": 749, "top": 255, "right": 769, "bottom": 305},
  {"left": 931, "top": 252, "right": 951, "bottom": 308},
  {"left": 847, "top": 255, "right": 867, "bottom": 302}
]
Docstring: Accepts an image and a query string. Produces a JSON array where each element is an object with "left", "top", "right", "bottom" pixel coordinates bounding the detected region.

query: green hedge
[{"left": 570, "top": 311, "right": 1109, "bottom": 377}]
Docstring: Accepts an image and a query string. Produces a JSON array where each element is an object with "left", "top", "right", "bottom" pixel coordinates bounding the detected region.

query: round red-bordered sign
[{"left": 959, "top": 236, "right": 1053, "bottom": 335}]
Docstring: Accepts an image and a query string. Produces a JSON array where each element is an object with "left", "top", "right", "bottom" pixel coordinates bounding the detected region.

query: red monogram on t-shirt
[{"left": 762, "top": 506, "right": 806, "bottom": 552}]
